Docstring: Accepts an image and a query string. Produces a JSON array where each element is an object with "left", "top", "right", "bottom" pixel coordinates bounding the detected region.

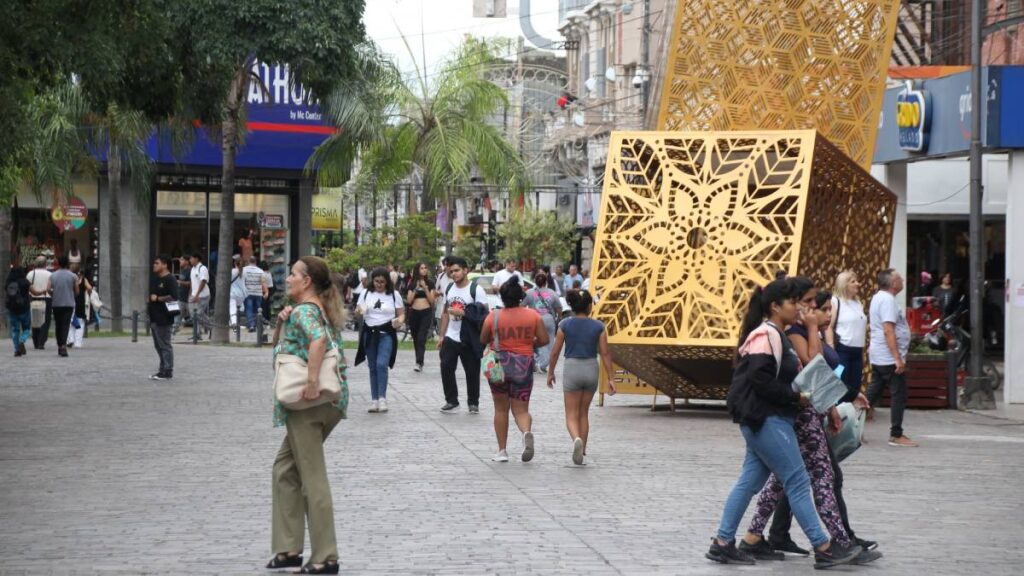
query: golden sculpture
[
  {"left": 657, "top": 0, "right": 901, "bottom": 169},
  {"left": 591, "top": 131, "right": 896, "bottom": 399}
]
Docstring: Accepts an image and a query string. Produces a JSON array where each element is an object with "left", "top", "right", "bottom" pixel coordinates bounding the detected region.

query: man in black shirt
[{"left": 148, "top": 255, "right": 178, "bottom": 380}]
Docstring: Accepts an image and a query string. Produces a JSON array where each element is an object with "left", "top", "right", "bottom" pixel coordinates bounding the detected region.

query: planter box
[{"left": 878, "top": 352, "right": 956, "bottom": 409}]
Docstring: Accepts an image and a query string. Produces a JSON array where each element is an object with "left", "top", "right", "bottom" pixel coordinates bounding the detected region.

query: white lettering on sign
[{"left": 247, "top": 60, "right": 316, "bottom": 107}]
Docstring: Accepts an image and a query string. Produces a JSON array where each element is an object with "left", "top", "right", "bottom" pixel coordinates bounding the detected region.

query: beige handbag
[
  {"left": 273, "top": 304, "right": 343, "bottom": 410},
  {"left": 30, "top": 300, "right": 47, "bottom": 328}
]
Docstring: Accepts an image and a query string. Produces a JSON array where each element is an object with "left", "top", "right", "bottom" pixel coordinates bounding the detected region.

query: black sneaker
[
  {"left": 814, "top": 540, "right": 861, "bottom": 569},
  {"left": 769, "top": 536, "right": 810, "bottom": 556},
  {"left": 851, "top": 548, "right": 883, "bottom": 565},
  {"left": 468, "top": 405, "right": 479, "bottom": 414},
  {"left": 706, "top": 538, "right": 756, "bottom": 565},
  {"left": 440, "top": 402, "right": 460, "bottom": 413},
  {"left": 856, "top": 537, "right": 878, "bottom": 551},
  {"left": 739, "top": 538, "right": 785, "bottom": 561},
  {"left": 150, "top": 373, "right": 168, "bottom": 381}
]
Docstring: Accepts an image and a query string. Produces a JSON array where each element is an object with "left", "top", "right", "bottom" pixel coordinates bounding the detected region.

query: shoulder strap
[
  {"left": 295, "top": 302, "right": 338, "bottom": 351},
  {"left": 470, "top": 279, "right": 479, "bottom": 303},
  {"left": 764, "top": 323, "right": 784, "bottom": 378},
  {"left": 492, "top": 310, "right": 500, "bottom": 352}
]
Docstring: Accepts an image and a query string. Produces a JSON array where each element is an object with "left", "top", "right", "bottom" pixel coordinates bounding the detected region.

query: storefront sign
[
  {"left": 897, "top": 88, "right": 931, "bottom": 152},
  {"left": 51, "top": 196, "right": 88, "bottom": 231},
  {"left": 261, "top": 213, "right": 285, "bottom": 229},
  {"left": 311, "top": 195, "right": 341, "bottom": 231}
]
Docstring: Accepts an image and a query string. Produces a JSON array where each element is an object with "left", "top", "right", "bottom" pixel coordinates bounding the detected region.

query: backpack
[
  {"left": 346, "top": 271, "right": 361, "bottom": 289},
  {"left": 445, "top": 279, "right": 487, "bottom": 358},
  {"left": 6, "top": 279, "right": 27, "bottom": 311}
]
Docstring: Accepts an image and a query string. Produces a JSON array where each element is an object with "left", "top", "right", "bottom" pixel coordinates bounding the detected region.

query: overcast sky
[{"left": 364, "top": 0, "right": 564, "bottom": 82}]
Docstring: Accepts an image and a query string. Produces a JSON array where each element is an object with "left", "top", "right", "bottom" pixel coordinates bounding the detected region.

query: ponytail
[{"left": 736, "top": 279, "right": 796, "bottom": 350}]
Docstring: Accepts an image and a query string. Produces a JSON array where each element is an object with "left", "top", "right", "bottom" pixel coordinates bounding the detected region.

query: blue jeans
[
  {"left": 244, "top": 295, "right": 263, "bottom": 329},
  {"left": 365, "top": 332, "right": 394, "bottom": 400},
  {"left": 717, "top": 415, "right": 828, "bottom": 547},
  {"left": 8, "top": 310, "right": 31, "bottom": 348}
]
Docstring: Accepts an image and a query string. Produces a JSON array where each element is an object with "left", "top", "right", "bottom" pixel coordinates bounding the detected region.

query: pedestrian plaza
[{"left": 1, "top": 338, "right": 1022, "bottom": 574}]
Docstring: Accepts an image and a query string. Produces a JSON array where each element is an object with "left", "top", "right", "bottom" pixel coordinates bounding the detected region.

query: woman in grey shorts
[{"left": 547, "top": 289, "right": 616, "bottom": 465}]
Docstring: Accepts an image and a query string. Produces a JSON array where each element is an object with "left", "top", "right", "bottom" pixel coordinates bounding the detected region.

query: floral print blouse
[{"left": 273, "top": 303, "right": 349, "bottom": 427}]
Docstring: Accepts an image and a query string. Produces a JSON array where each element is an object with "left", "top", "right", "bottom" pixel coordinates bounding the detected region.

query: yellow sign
[{"left": 311, "top": 195, "right": 341, "bottom": 231}]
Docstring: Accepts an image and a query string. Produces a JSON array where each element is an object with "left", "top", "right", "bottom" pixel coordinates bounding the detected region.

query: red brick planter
[{"left": 879, "top": 352, "right": 956, "bottom": 409}]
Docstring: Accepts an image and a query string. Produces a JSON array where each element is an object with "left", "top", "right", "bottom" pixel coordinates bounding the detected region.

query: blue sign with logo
[{"left": 896, "top": 88, "right": 930, "bottom": 152}]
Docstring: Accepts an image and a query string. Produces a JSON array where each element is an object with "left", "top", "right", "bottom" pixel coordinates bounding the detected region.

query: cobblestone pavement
[{"left": 2, "top": 337, "right": 1023, "bottom": 575}]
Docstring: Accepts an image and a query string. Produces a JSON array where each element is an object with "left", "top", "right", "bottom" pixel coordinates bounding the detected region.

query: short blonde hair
[{"left": 834, "top": 270, "right": 859, "bottom": 301}]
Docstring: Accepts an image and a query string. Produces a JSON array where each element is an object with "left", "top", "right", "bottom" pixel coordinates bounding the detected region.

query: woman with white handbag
[{"left": 267, "top": 256, "right": 349, "bottom": 574}]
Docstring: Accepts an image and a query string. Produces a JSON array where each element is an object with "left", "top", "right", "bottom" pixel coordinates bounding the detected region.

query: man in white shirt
[
  {"left": 865, "top": 268, "right": 916, "bottom": 447},
  {"left": 435, "top": 257, "right": 453, "bottom": 325},
  {"left": 27, "top": 257, "right": 53, "bottom": 350},
  {"left": 437, "top": 256, "right": 488, "bottom": 414},
  {"left": 491, "top": 258, "right": 522, "bottom": 294},
  {"left": 188, "top": 252, "right": 211, "bottom": 340},
  {"left": 242, "top": 256, "right": 268, "bottom": 331}
]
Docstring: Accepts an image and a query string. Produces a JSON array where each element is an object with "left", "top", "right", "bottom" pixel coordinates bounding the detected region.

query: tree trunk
[
  {"left": 108, "top": 149, "right": 124, "bottom": 332},
  {"left": 0, "top": 204, "right": 11, "bottom": 335},
  {"left": 212, "top": 72, "right": 245, "bottom": 344}
]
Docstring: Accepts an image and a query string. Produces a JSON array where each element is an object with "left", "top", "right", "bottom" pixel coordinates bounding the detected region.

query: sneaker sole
[
  {"left": 440, "top": 406, "right": 460, "bottom": 413},
  {"left": 705, "top": 552, "right": 755, "bottom": 565},
  {"left": 522, "top": 432, "right": 535, "bottom": 462},
  {"left": 814, "top": 551, "right": 861, "bottom": 570},
  {"left": 572, "top": 438, "right": 584, "bottom": 465},
  {"left": 851, "top": 549, "right": 883, "bottom": 565}
]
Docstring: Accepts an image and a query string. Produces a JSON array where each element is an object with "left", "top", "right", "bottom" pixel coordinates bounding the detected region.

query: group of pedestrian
[
  {"left": 6, "top": 255, "right": 96, "bottom": 358},
  {"left": 708, "top": 267, "right": 916, "bottom": 569}
]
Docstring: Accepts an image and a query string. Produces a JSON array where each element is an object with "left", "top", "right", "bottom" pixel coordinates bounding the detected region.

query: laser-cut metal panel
[
  {"left": 591, "top": 130, "right": 896, "bottom": 399},
  {"left": 657, "top": 0, "right": 901, "bottom": 169}
]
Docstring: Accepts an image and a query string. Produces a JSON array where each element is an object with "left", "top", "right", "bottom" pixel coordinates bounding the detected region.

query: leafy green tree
[
  {"left": 173, "top": 0, "right": 368, "bottom": 343},
  {"left": 326, "top": 213, "right": 444, "bottom": 274},
  {"left": 497, "top": 210, "right": 577, "bottom": 265}
]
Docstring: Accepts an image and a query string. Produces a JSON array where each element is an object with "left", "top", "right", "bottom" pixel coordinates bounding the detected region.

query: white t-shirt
[
  {"left": 444, "top": 281, "right": 488, "bottom": 342},
  {"left": 492, "top": 269, "right": 522, "bottom": 290},
  {"left": 242, "top": 265, "right": 265, "bottom": 297},
  {"left": 868, "top": 290, "right": 911, "bottom": 365},
  {"left": 360, "top": 290, "right": 404, "bottom": 327},
  {"left": 352, "top": 268, "right": 368, "bottom": 297},
  {"left": 435, "top": 272, "right": 453, "bottom": 318},
  {"left": 190, "top": 264, "right": 211, "bottom": 298},
  {"left": 831, "top": 296, "right": 867, "bottom": 348},
  {"left": 263, "top": 271, "right": 274, "bottom": 292},
  {"left": 28, "top": 269, "right": 52, "bottom": 299}
]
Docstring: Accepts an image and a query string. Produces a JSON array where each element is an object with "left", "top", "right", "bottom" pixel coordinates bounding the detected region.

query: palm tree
[
  {"left": 0, "top": 83, "right": 96, "bottom": 329},
  {"left": 310, "top": 37, "right": 529, "bottom": 238}
]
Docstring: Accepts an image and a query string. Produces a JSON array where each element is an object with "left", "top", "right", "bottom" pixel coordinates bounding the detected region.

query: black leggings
[{"left": 407, "top": 307, "right": 433, "bottom": 365}]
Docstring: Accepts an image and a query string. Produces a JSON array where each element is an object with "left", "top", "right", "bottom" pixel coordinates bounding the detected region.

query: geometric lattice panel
[
  {"left": 657, "top": 0, "right": 900, "bottom": 170},
  {"left": 591, "top": 130, "right": 896, "bottom": 399}
]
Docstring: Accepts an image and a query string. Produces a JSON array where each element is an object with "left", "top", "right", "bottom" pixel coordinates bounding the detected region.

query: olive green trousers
[{"left": 272, "top": 403, "right": 342, "bottom": 564}]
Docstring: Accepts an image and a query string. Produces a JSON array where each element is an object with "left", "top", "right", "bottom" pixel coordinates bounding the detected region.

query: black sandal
[
  {"left": 298, "top": 561, "right": 339, "bottom": 574},
  {"left": 266, "top": 553, "right": 302, "bottom": 569}
]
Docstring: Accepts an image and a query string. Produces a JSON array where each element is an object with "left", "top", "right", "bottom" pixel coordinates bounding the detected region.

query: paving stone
[{"left": 1, "top": 337, "right": 1022, "bottom": 574}]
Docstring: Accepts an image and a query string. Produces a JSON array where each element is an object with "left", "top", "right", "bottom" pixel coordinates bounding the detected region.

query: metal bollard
[
  {"left": 145, "top": 316, "right": 151, "bottom": 336},
  {"left": 235, "top": 322, "right": 241, "bottom": 342},
  {"left": 255, "top": 316, "right": 264, "bottom": 348},
  {"left": 131, "top": 311, "right": 139, "bottom": 343},
  {"left": 192, "top": 312, "right": 200, "bottom": 344},
  {"left": 947, "top": 350, "right": 959, "bottom": 410}
]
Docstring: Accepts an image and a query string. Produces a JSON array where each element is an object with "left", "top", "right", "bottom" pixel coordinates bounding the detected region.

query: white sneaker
[
  {"left": 413, "top": 364, "right": 422, "bottom": 372},
  {"left": 572, "top": 437, "right": 584, "bottom": 465},
  {"left": 492, "top": 450, "right": 509, "bottom": 462},
  {"left": 368, "top": 400, "right": 379, "bottom": 413},
  {"left": 379, "top": 398, "right": 388, "bottom": 412},
  {"left": 522, "top": 431, "right": 535, "bottom": 462}
]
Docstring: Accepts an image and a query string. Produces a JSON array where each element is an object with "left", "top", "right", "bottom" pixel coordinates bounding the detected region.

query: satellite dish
[
  {"left": 584, "top": 76, "right": 597, "bottom": 92},
  {"left": 605, "top": 67, "right": 616, "bottom": 82},
  {"left": 573, "top": 111, "right": 585, "bottom": 127}
]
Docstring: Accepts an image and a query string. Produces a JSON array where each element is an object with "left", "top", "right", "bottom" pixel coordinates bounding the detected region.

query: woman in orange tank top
[{"left": 480, "top": 276, "right": 549, "bottom": 463}]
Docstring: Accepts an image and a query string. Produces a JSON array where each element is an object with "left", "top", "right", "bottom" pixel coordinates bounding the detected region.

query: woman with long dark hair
[
  {"left": 708, "top": 279, "right": 859, "bottom": 568},
  {"left": 546, "top": 289, "right": 616, "bottom": 465},
  {"left": 405, "top": 262, "right": 436, "bottom": 372},
  {"left": 355, "top": 267, "right": 405, "bottom": 413},
  {"left": 268, "top": 256, "right": 349, "bottom": 574},
  {"left": 738, "top": 278, "right": 880, "bottom": 566},
  {"left": 523, "top": 270, "right": 561, "bottom": 373}
]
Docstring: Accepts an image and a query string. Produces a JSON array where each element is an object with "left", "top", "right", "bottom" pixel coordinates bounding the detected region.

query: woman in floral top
[{"left": 266, "top": 256, "right": 348, "bottom": 575}]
